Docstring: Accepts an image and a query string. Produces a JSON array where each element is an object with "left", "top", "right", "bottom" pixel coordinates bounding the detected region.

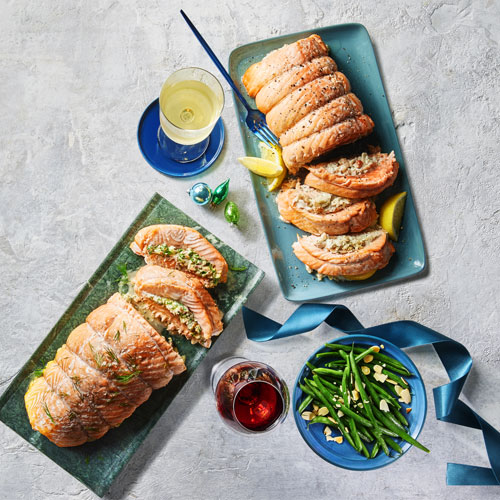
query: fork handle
[{"left": 180, "top": 10, "right": 252, "bottom": 111}]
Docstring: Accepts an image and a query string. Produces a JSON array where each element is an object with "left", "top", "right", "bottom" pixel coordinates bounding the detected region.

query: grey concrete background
[{"left": 1, "top": 0, "right": 499, "bottom": 498}]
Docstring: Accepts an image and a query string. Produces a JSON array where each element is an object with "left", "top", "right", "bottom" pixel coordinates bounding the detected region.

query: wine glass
[
  {"left": 158, "top": 67, "right": 224, "bottom": 163},
  {"left": 211, "top": 357, "right": 290, "bottom": 434}
]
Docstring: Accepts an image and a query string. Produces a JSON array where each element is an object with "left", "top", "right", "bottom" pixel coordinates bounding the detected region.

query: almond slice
[
  {"left": 333, "top": 436, "right": 344, "bottom": 444},
  {"left": 301, "top": 411, "right": 314, "bottom": 421},
  {"left": 317, "top": 406, "right": 329, "bottom": 416},
  {"left": 399, "top": 388, "right": 411, "bottom": 404},
  {"left": 373, "top": 372, "right": 388, "bottom": 383},
  {"left": 363, "top": 354, "right": 374, "bottom": 363},
  {"left": 406, "top": 408, "right": 412, "bottom": 414},
  {"left": 394, "top": 385, "right": 404, "bottom": 396},
  {"left": 352, "top": 389, "right": 360, "bottom": 401},
  {"left": 373, "top": 364, "right": 383, "bottom": 374},
  {"left": 326, "top": 435, "right": 336, "bottom": 442},
  {"left": 324, "top": 426, "right": 332, "bottom": 437},
  {"left": 379, "top": 399, "right": 390, "bottom": 412},
  {"left": 361, "top": 366, "right": 371, "bottom": 375}
]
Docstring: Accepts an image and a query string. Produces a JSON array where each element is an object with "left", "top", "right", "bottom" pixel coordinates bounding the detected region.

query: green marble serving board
[{"left": 0, "top": 193, "right": 264, "bottom": 497}]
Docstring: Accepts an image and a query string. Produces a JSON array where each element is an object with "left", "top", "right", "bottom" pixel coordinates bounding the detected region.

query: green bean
[
  {"left": 306, "top": 361, "right": 316, "bottom": 372},
  {"left": 299, "top": 382, "right": 316, "bottom": 400},
  {"left": 381, "top": 369, "right": 409, "bottom": 389},
  {"left": 354, "top": 345, "right": 380, "bottom": 363},
  {"left": 309, "top": 416, "right": 336, "bottom": 427},
  {"left": 371, "top": 382, "right": 401, "bottom": 409},
  {"left": 316, "top": 376, "right": 342, "bottom": 397},
  {"left": 341, "top": 357, "right": 350, "bottom": 408},
  {"left": 348, "top": 418, "right": 363, "bottom": 453},
  {"left": 392, "top": 407, "right": 409, "bottom": 427},
  {"left": 308, "top": 376, "right": 358, "bottom": 450},
  {"left": 383, "top": 435, "right": 403, "bottom": 454},
  {"left": 316, "top": 351, "right": 342, "bottom": 358},
  {"left": 370, "top": 442, "right": 380, "bottom": 458},
  {"left": 312, "top": 367, "right": 344, "bottom": 377},
  {"left": 359, "top": 438, "right": 370, "bottom": 459},
  {"left": 298, "top": 395, "right": 314, "bottom": 414},
  {"left": 375, "top": 411, "right": 430, "bottom": 453},
  {"left": 349, "top": 349, "right": 390, "bottom": 456}
]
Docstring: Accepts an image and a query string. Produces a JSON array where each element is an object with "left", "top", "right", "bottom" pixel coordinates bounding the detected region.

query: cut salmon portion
[
  {"left": 304, "top": 151, "right": 399, "bottom": 198},
  {"left": 130, "top": 224, "right": 228, "bottom": 288},
  {"left": 276, "top": 180, "right": 377, "bottom": 236},
  {"left": 255, "top": 56, "right": 337, "bottom": 114},
  {"left": 292, "top": 227, "right": 395, "bottom": 277},
  {"left": 43, "top": 359, "right": 109, "bottom": 441},
  {"left": 242, "top": 34, "right": 329, "bottom": 98},
  {"left": 25, "top": 376, "right": 88, "bottom": 447},
  {"left": 266, "top": 72, "right": 351, "bottom": 138},
  {"left": 279, "top": 93, "right": 363, "bottom": 147},
  {"left": 282, "top": 114, "right": 375, "bottom": 174},
  {"left": 55, "top": 344, "right": 139, "bottom": 428},
  {"left": 133, "top": 265, "right": 223, "bottom": 348}
]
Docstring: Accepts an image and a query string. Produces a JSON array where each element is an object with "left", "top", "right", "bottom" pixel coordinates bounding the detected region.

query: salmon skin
[
  {"left": 292, "top": 227, "right": 395, "bottom": 278},
  {"left": 276, "top": 180, "right": 377, "bottom": 236},
  {"left": 266, "top": 72, "right": 351, "bottom": 138},
  {"left": 133, "top": 265, "right": 224, "bottom": 348},
  {"left": 242, "top": 34, "right": 329, "bottom": 98},
  {"left": 282, "top": 115, "right": 375, "bottom": 174},
  {"left": 24, "top": 293, "right": 185, "bottom": 447},
  {"left": 255, "top": 56, "right": 337, "bottom": 114},
  {"left": 304, "top": 151, "right": 399, "bottom": 198},
  {"left": 130, "top": 224, "right": 228, "bottom": 288}
]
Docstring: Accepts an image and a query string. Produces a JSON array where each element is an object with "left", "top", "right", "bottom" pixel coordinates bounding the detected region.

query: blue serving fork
[{"left": 180, "top": 10, "right": 281, "bottom": 150}]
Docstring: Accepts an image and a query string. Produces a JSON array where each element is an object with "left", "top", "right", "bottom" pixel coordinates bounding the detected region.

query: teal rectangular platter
[
  {"left": 0, "top": 193, "right": 264, "bottom": 497},
  {"left": 229, "top": 24, "right": 426, "bottom": 301}
]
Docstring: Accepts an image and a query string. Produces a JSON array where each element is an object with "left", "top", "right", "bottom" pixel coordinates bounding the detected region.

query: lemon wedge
[
  {"left": 238, "top": 153, "right": 284, "bottom": 178},
  {"left": 344, "top": 269, "right": 377, "bottom": 281},
  {"left": 258, "top": 142, "right": 286, "bottom": 191},
  {"left": 379, "top": 191, "right": 407, "bottom": 241}
]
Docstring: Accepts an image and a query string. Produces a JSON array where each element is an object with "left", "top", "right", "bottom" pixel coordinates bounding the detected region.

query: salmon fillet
[
  {"left": 304, "top": 151, "right": 399, "bottom": 198},
  {"left": 292, "top": 228, "right": 395, "bottom": 277},
  {"left": 279, "top": 93, "right": 363, "bottom": 147},
  {"left": 255, "top": 56, "right": 337, "bottom": 114},
  {"left": 276, "top": 180, "right": 377, "bottom": 236},
  {"left": 242, "top": 34, "right": 329, "bottom": 98},
  {"left": 133, "top": 265, "right": 223, "bottom": 347},
  {"left": 25, "top": 294, "right": 186, "bottom": 447},
  {"left": 130, "top": 224, "right": 228, "bottom": 287},
  {"left": 266, "top": 72, "right": 351, "bottom": 138},
  {"left": 282, "top": 115, "right": 375, "bottom": 173}
]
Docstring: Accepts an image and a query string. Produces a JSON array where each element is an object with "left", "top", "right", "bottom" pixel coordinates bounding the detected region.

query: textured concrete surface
[{"left": 1, "top": 0, "right": 499, "bottom": 498}]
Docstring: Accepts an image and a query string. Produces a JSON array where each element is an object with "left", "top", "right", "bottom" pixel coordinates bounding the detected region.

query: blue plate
[
  {"left": 229, "top": 24, "right": 426, "bottom": 301},
  {"left": 137, "top": 98, "right": 225, "bottom": 178},
  {"left": 293, "top": 334, "right": 427, "bottom": 470}
]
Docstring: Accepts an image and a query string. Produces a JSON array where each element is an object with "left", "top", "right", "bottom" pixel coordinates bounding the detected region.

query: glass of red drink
[{"left": 211, "top": 357, "right": 289, "bottom": 433}]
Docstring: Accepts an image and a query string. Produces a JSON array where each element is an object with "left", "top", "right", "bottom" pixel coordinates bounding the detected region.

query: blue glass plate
[
  {"left": 292, "top": 334, "right": 427, "bottom": 471},
  {"left": 229, "top": 24, "right": 426, "bottom": 301},
  {"left": 137, "top": 98, "right": 225, "bottom": 177}
]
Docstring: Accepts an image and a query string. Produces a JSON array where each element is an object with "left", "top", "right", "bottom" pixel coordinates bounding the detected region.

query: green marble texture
[{"left": 0, "top": 193, "right": 264, "bottom": 497}]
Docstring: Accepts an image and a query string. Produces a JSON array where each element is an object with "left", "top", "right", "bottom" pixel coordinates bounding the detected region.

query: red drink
[{"left": 214, "top": 360, "right": 289, "bottom": 433}]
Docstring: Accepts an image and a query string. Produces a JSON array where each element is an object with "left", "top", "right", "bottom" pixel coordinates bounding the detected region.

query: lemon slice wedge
[
  {"left": 258, "top": 142, "right": 286, "bottom": 191},
  {"left": 344, "top": 269, "right": 377, "bottom": 281},
  {"left": 379, "top": 191, "right": 407, "bottom": 241},
  {"left": 238, "top": 155, "right": 284, "bottom": 178}
]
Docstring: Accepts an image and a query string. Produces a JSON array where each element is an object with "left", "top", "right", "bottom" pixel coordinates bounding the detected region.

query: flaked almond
[
  {"left": 326, "top": 435, "right": 336, "bottom": 442},
  {"left": 394, "top": 385, "right": 404, "bottom": 396},
  {"left": 337, "top": 410, "right": 344, "bottom": 418},
  {"left": 361, "top": 366, "right": 371, "bottom": 375},
  {"left": 401, "top": 377, "right": 408, "bottom": 386},
  {"left": 327, "top": 416, "right": 337, "bottom": 424},
  {"left": 363, "top": 354, "right": 374, "bottom": 363},
  {"left": 317, "top": 406, "right": 329, "bottom": 416},
  {"left": 373, "top": 364, "right": 383, "bottom": 374},
  {"left": 333, "top": 436, "right": 344, "bottom": 444},
  {"left": 373, "top": 372, "right": 388, "bottom": 383},
  {"left": 352, "top": 389, "right": 360, "bottom": 401},
  {"left": 386, "top": 378, "right": 398, "bottom": 385},
  {"left": 399, "top": 388, "right": 411, "bottom": 404},
  {"left": 379, "top": 399, "right": 390, "bottom": 412},
  {"left": 380, "top": 344, "right": 385, "bottom": 349},
  {"left": 324, "top": 426, "right": 332, "bottom": 436},
  {"left": 406, "top": 408, "right": 412, "bottom": 414},
  {"left": 301, "top": 411, "right": 314, "bottom": 421},
  {"left": 312, "top": 404, "right": 320, "bottom": 413},
  {"left": 372, "top": 345, "right": 381, "bottom": 353}
]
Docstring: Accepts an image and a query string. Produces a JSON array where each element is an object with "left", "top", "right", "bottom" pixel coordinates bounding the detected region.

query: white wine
[{"left": 160, "top": 79, "right": 223, "bottom": 145}]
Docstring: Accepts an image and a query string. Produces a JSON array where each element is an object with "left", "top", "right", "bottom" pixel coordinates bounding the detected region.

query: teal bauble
[{"left": 188, "top": 182, "right": 212, "bottom": 206}]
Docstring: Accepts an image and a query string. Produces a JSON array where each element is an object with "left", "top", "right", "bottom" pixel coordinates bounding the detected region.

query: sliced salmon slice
[
  {"left": 276, "top": 180, "right": 377, "bottom": 236},
  {"left": 279, "top": 93, "right": 363, "bottom": 147},
  {"left": 133, "top": 265, "right": 220, "bottom": 347},
  {"left": 304, "top": 151, "right": 399, "bottom": 198},
  {"left": 282, "top": 114, "right": 375, "bottom": 173},
  {"left": 255, "top": 56, "right": 337, "bottom": 114},
  {"left": 130, "top": 224, "right": 228, "bottom": 288},
  {"left": 292, "top": 228, "right": 395, "bottom": 277},
  {"left": 266, "top": 72, "right": 351, "bottom": 138},
  {"left": 242, "top": 34, "right": 329, "bottom": 98}
]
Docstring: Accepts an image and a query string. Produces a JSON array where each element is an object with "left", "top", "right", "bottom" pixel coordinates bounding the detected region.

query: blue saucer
[
  {"left": 293, "top": 334, "right": 427, "bottom": 471},
  {"left": 137, "top": 99, "right": 225, "bottom": 178}
]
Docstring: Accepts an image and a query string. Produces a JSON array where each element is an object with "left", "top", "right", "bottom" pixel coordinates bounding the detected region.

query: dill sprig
[
  {"left": 114, "top": 329, "right": 120, "bottom": 342},
  {"left": 116, "top": 263, "right": 129, "bottom": 283},
  {"left": 115, "top": 370, "right": 141, "bottom": 384},
  {"left": 42, "top": 402, "right": 55, "bottom": 424},
  {"left": 230, "top": 265, "right": 248, "bottom": 272},
  {"left": 88, "top": 342, "right": 104, "bottom": 369},
  {"left": 104, "top": 347, "right": 119, "bottom": 364},
  {"left": 32, "top": 368, "right": 44, "bottom": 379}
]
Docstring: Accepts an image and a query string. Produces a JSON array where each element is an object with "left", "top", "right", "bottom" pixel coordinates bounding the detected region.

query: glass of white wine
[{"left": 158, "top": 67, "right": 224, "bottom": 163}]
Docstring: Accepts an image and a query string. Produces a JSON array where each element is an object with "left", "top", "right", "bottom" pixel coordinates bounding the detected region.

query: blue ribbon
[{"left": 242, "top": 303, "right": 500, "bottom": 485}]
